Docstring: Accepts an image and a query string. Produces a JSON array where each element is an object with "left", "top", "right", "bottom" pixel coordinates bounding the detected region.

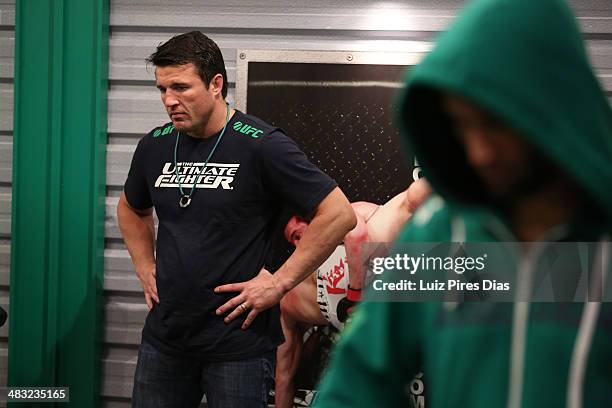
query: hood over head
[{"left": 399, "top": 0, "right": 612, "bottom": 223}]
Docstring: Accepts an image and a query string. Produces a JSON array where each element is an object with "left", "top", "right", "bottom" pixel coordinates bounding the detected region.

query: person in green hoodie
[{"left": 314, "top": 0, "right": 612, "bottom": 407}]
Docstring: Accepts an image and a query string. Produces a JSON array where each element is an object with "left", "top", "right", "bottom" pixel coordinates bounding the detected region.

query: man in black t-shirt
[{"left": 117, "top": 31, "right": 356, "bottom": 408}]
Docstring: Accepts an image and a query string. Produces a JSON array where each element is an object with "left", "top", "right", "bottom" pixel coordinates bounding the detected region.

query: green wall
[{"left": 9, "top": 0, "right": 108, "bottom": 406}]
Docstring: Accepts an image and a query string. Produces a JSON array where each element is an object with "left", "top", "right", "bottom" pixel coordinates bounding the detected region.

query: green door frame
[{"left": 9, "top": 0, "right": 108, "bottom": 406}]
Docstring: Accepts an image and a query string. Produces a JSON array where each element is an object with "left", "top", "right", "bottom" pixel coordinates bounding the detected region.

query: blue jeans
[{"left": 132, "top": 339, "right": 275, "bottom": 408}]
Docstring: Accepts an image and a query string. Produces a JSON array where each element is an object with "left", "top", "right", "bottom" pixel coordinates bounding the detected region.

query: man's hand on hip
[
  {"left": 214, "top": 268, "right": 285, "bottom": 329},
  {"left": 136, "top": 263, "right": 159, "bottom": 310}
]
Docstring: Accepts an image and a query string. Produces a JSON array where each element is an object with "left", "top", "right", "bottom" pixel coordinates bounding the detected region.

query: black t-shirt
[{"left": 124, "top": 110, "right": 337, "bottom": 360}]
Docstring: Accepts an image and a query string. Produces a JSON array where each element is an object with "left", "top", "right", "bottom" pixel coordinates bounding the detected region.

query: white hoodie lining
[
  {"left": 445, "top": 216, "right": 467, "bottom": 311},
  {"left": 507, "top": 255, "right": 534, "bottom": 408},
  {"left": 566, "top": 237, "right": 609, "bottom": 408}
]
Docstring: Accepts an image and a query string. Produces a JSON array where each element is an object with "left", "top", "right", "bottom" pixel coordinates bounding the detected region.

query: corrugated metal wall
[
  {"left": 0, "top": 0, "right": 608, "bottom": 405},
  {"left": 103, "top": 1, "right": 612, "bottom": 406},
  {"left": 0, "top": 0, "right": 14, "bottom": 393},
  {"left": 103, "top": 2, "right": 612, "bottom": 406}
]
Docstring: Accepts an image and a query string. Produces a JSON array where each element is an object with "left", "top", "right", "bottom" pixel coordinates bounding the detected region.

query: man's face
[
  {"left": 284, "top": 216, "right": 309, "bottom": 247},
  {"left": 443, "top": 94, "right": 538, "bottom": 199},
  {"left": 155, "top": 63, "right": 220, "bottom": 135}
]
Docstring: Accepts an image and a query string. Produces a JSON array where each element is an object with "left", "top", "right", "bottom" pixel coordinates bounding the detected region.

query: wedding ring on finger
[{"left": 239, "top": 303, "right": 248, "bottom": 312}]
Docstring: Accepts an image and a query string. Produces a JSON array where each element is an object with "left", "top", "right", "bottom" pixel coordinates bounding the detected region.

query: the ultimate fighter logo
[{"left": 155, "top": 162, "right": 239, "bottom": 190}]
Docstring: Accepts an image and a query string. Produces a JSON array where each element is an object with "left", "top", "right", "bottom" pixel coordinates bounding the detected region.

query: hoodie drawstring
[{"left": 566, "top": 236, "right": 609, "bottom": 408}]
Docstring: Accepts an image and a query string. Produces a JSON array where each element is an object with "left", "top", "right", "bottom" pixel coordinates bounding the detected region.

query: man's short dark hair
[{"left": 147, "top": 31, "right": 228, "bottom": 98}]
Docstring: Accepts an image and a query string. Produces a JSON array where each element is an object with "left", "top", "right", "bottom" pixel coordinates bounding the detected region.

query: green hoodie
[{"left": 314, "top": 0, "right": 612, "bottom": 407}]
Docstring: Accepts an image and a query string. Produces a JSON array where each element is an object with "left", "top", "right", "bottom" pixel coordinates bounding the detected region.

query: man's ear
[{"left": 210, "top": 74, "right": 224, "bottom": 96}]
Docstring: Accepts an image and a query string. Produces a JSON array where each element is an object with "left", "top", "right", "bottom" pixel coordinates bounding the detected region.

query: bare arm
[
  {"left": 405, "top": 178, "right": 432, "bottom": 214},
  {"left": 215, "top": 187, "right": 356, "bottom": 328},
  {"left": 116, "top": 192, "right": 158, "bottom": 309},
  {"left": 275, "top": 187, "right": 356, "bottom": 293},
  {"left": 364, "top": 191, "right": 412, "bottom": 243},
  {"left": 343, "top": 181, "right": 432, "bottom": 303},
  {"left": 275, "top": 300, "right": 307, "bottom": 408},
  {"left": 344, "top": 194, "right": 412, "bottom": 298},
  {"left": 344, "top": 212, "right": 369, "bottom": 292}
]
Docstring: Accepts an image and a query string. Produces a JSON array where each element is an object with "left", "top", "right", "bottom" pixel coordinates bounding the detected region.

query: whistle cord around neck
[{"left": 174, "top": 103, "right": 230, "bottom": 208}]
